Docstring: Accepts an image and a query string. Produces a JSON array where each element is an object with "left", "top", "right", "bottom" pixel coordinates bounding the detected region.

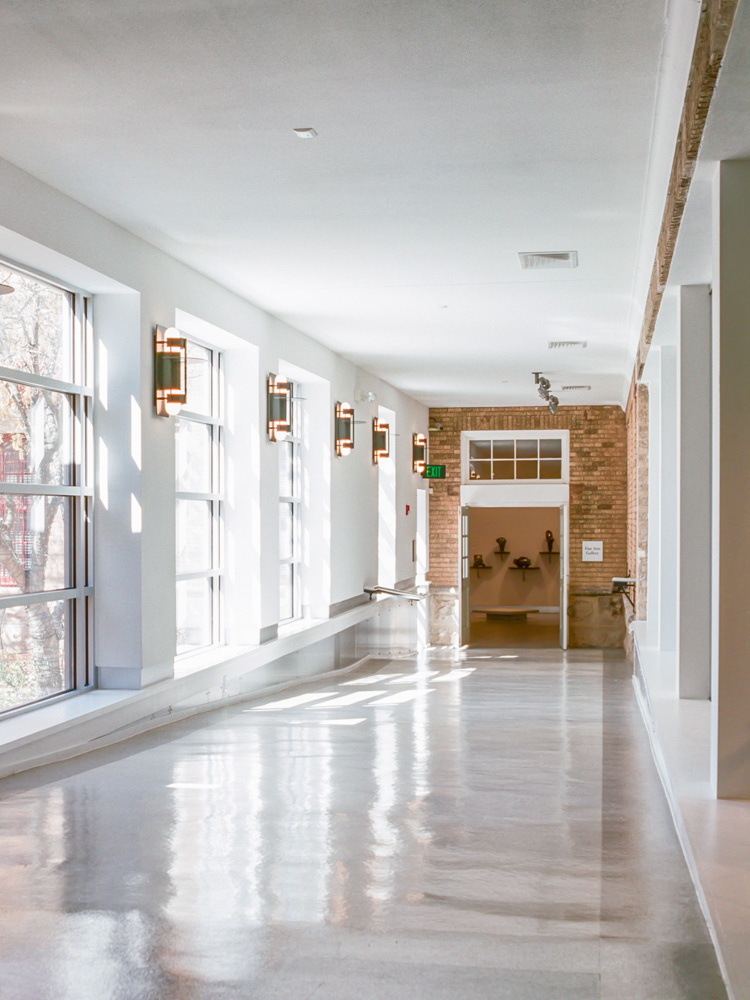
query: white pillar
[
  {"left": 658, "top": 346, "right": 678, "bottom": 653},
  {"left": 677, "top": 285, "right": 712, "bottom": 700},
  {"left": 645, "top": 356, "right": 661, "bottom": 648},
  {"left": 711, "top": 160, "right": 750, "bottom": 798}
]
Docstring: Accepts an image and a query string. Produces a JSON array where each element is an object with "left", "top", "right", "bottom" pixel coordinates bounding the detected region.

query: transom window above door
[{"left": 463, "top": 433, "right": 567, "bottom": 483}]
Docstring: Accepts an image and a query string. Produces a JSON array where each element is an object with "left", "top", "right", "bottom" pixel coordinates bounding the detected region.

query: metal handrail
[{"left": 364, "top": 586, "right": 425, "bottom": 601}]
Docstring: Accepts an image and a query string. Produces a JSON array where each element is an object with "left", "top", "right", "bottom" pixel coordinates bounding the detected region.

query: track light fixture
[{"left": 533, "top": 372, "right": 560, "bottom": 415}]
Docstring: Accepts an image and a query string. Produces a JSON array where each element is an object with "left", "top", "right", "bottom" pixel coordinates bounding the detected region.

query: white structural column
[
  {"left": 658, "top": 346, "right": 678, "bottom": 654},
  {"left": 645, "top": 353, "right": 661, "bottom": 649},
  {"left": 711, "top": 160, "right": 750, "bottom": 797},
  {"left": 677, "top": 285, "right": 712, "bottom": 700}
]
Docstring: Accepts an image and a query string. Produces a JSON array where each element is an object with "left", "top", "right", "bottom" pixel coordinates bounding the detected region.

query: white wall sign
[{"left": 582, "top": 540, "right": 603, "bottom": 562}]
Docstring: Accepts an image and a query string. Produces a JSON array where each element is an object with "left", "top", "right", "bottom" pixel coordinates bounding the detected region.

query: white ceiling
[{"left": 0, "top": 0, "right": 683, "bottom": 407}]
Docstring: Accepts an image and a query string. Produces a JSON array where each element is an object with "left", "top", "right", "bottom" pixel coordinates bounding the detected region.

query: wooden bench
[{"left": 472, "top": 606, "right": 541, "bottom": 622}]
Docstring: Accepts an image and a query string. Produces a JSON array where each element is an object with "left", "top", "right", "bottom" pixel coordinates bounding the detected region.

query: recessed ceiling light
[
  {"left": 560, "top": 385, "right": 592, "bottom": 391},
  {"left": 548, "top": 340, "right": 587, "bottom": 349},
  {"left": 438, "top": 304, "right": 448, "bottom": 309},
  {"left": 519, "top": 251, "right": 578, "bottom": 270},
  {"left": 293, "top": 127, "right": 318, "bottom": 138}
]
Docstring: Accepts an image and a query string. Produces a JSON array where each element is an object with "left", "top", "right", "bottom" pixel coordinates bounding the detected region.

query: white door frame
[{"left": 458, "top": 483, "right": 570, "bottom": 650}]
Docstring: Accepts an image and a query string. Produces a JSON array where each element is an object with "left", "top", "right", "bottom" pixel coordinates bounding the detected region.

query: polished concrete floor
[
  {"left": 469, "top": 611, "right": 561, "bottom": 648},
  {"left": 0, "top": 650, "right": 728, "bottom": 999}
]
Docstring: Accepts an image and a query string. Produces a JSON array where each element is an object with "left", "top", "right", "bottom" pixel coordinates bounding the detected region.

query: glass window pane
[
  {"left": 540, "top": 438, "right": 562, "bottom": 458},
  {"left": 493, "top": 460, "right": 514, "bottom": 480},
  {"left": 176, "top": 500, "right": 212, "bottom": 573},
  {"left": 540, "top": 459, "right": 562, "bottom": 479},
  {"left": 0, "top": 269, "right": 73, "bottom": 382},
  {"left": 516, "top": 459, "right": 538, "bottom": 479},
  {"left": 279, "top": 502, "right": 295, "bottom": 561},
  {"left": 176, "top": 419, "right": 211, "bottom": 492},
  {"left": 469, "top": 440, "right": 491, "bottom": 460},
  {"left": 0, "top": 495, "right": 69, "bottom": 595},
  {"left": 493, "top": 440, "right": 514, "bottom": 458},
  {"left": 0, "top": 598, "right": 70, "bottom": 712},
  {"left": 176, "top": 578, "right": 211, "bottom": 654},
  {"left": 469, "top": 460, "right": 491, "bottom": 480},
  {"left": 0, "top": 384, "right": 73, "bottom": 485},
  {"left": 516, "top": 439, "right": 538, "bottom": 458},
  {"left": 279, "top": 441, "right": 294, "bottom": 496},
  {"left": 279, "top": 563, "right": 294, "bottom": 622},
  {"left": 186, "top": 342, "right": 212, "bottom": 415}
]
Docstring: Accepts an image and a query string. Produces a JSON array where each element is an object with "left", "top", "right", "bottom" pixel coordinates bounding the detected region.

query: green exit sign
[{"left": 422, "top": 464, "right": 446, "bottom": 479}]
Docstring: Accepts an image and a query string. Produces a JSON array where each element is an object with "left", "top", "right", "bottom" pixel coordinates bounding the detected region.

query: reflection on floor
[
  {"left": 470, "top": 610, "right": 560, "bottom": 648},
  {"left": 0, "top": 650, "right": 727, "bottom": 1000}
]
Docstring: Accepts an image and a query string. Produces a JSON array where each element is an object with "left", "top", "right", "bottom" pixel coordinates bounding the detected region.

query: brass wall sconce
[
  {"left": 154, "top": 326, "right": 187, "bottom": 417},
  {"left": 413, "top": 432, "right": 426, "bottom": 474},
  {"left": 372, "top": 418, "right": 390, "bottom": 464},
  {"left": 335, "top": 401, "right": 355, "bottom": 456},
  {"left": 267, "top": 373, "right": 292, "bottom": 441}
]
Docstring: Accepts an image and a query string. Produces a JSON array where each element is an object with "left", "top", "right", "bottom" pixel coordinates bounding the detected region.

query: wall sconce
[
  {"left": 335, "top": 401, "right": 355, "bottom": 456},
  {"left": 372, "top": 418, "right": 390, "bottom": 464},
  {"left": 267, "top": 373, "right": 292, "bottom": 441},
  {"left": 154, "top": 326, "right": 187, "bottom": 417},
  {"left": 413, "top": 432, "right": 427, "bottom": 474},
  {"left": 0, "top": 282, "right": 14, "bottom": 296}
]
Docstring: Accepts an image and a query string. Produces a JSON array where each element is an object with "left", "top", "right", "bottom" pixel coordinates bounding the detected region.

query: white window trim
[
  {"left": 175, "top": 338, "right": 224, "bottom": 656},
  {"left": 461, "top": 429, "right": 570, "bottom": 485},
  {"left": 0, "top": 264, "right": 93, "bottom": 716}
]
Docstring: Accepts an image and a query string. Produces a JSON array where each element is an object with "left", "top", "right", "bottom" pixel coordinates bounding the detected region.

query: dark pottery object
[
  {"left": 546, "top": 529, "right": 555, "bottom": 552},
  {"left": 471, "top": 554, "right": 487, "bottom": 569},
  {"left": 513, "top": 556, "right": 531, "bottom": 570},
  {"left": 496, "top": 536, "right": 507, "bottom": 553}
]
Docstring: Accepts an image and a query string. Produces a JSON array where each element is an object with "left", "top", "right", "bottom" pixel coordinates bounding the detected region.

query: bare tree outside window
[{"left": 0, "top": 265, "right": 87, "bottom": 712}]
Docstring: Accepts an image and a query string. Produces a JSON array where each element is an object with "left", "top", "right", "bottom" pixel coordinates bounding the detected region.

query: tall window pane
[
  {"left": 0, "top": 263, "right": 90, "bottom": 714},
  {"left": 278, "top": 379, "right": 300, "bottom": 623},
  {"left": 175, "top": 339, "right": 223, "bottom": 655}
]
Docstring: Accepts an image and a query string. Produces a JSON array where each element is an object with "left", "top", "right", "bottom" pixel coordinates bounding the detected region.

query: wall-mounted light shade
[
  {"left": 154, "top": 326, "right": 187, "bottom": 417},
  {"left": 413, "top": 432, "right": 427, "bottom": 474},
  {"left": 335, "top": 401, "right": 355, "bottom": 456},
  {"left": 372, "top": 418, "right": 390, "bottom": 464},
  {"left": 0, "top": 283, "right": 14, "bottom": 296},
  {"left": 267, "top": 373, "right": 292, "bottom": 441}
]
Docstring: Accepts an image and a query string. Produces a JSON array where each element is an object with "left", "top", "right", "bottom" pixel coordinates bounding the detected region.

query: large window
[
  {"left": 464, "top": 432, "right": 567, "bottom": 483},
  {"left": 175, "top": 340, "right": 223, "bottom": 654},
  {"left": 0, "top": 262, "right": 92, "bottom": 713},
  {"left": 278, "top": 380, "right": 300, "bottom": 623}
]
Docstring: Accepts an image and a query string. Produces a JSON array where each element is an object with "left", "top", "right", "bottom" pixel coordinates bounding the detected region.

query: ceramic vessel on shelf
[
  {"left": 546, "top": 530, "right": 555, "bottom": 553},
  {"left": 471, "top": 554, "right": 488, "bottom": 569},
  {"left": 513, "top": 556, "right": 531, "bottom": 570},
  {"left": 496, "top": 536, "right": 507, "bottom": 554}
]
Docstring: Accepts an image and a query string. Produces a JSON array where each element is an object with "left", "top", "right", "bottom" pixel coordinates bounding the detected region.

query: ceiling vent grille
[
  {"left": 518, "top": 250, "right": 578, "bottom": 270},
  {"left": 548, "top": 340, "right": 587, "bottom": 349},
  {"left": 560, "top": 385, "right": 591, "bottom": 391}
]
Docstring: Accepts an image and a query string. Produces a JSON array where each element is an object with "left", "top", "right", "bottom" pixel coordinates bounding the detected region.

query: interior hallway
[{"left": 0, "top": 651, "right": 727, "bottom": 1000}]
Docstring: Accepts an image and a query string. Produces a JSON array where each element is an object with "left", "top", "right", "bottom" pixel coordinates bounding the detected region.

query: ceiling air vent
[
  {"left": 518, "top": 250, "right": 578, "bottom": 270},
  {"left": 548, "top": 340, "right": 587, "bottom": 349},
  {"left": 560, "top": 385, "right": 591, "bottom": 391}
]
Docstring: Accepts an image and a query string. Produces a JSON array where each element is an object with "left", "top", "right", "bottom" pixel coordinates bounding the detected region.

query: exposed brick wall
[
  {"left": 427, "top": 406, "right": 628, "bottom": 594},
  {"left": 625, "top": 379, "right": 649, "bottom": 620}
]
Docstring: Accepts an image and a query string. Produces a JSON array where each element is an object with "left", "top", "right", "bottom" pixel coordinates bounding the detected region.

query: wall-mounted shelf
[
  {"left": 494, "top": 550, "right": 511, "bottom": 558},
  {"left": 539, "top": 550, "right": 560, "bottom": 563},
  {"left": 471, "top": 564, "right": 492, "bottom": 572},
  {"left": 509, "top": 566, "right": 541, "bottom": 581}
]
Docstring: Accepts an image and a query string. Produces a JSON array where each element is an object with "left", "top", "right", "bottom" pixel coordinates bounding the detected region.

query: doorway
[{"left": 463, "top": 506, "right": 565, "bottom": 649}]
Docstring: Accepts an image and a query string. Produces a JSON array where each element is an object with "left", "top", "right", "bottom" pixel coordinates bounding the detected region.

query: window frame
[
  {"left": 278, "top": 379, "right": 301, "bottom": 624},
  {"left": 461, "top": 429, "right": 569, "bottom": 485},
  {"left": 0, "top": 260, "right": 93, "bottom": 716},
  {"left": 175, "top": 337, "right": 224, "bottom": 655}
]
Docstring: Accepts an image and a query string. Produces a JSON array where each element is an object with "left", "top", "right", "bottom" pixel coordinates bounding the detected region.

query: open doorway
[{"left": 465, "top": 506, "right": 563, "bottom": 648}]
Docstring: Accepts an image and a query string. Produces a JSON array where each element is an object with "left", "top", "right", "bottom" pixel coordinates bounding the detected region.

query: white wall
[{"left": 0, "top": 156, "right": 428, "bottom": 688}]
